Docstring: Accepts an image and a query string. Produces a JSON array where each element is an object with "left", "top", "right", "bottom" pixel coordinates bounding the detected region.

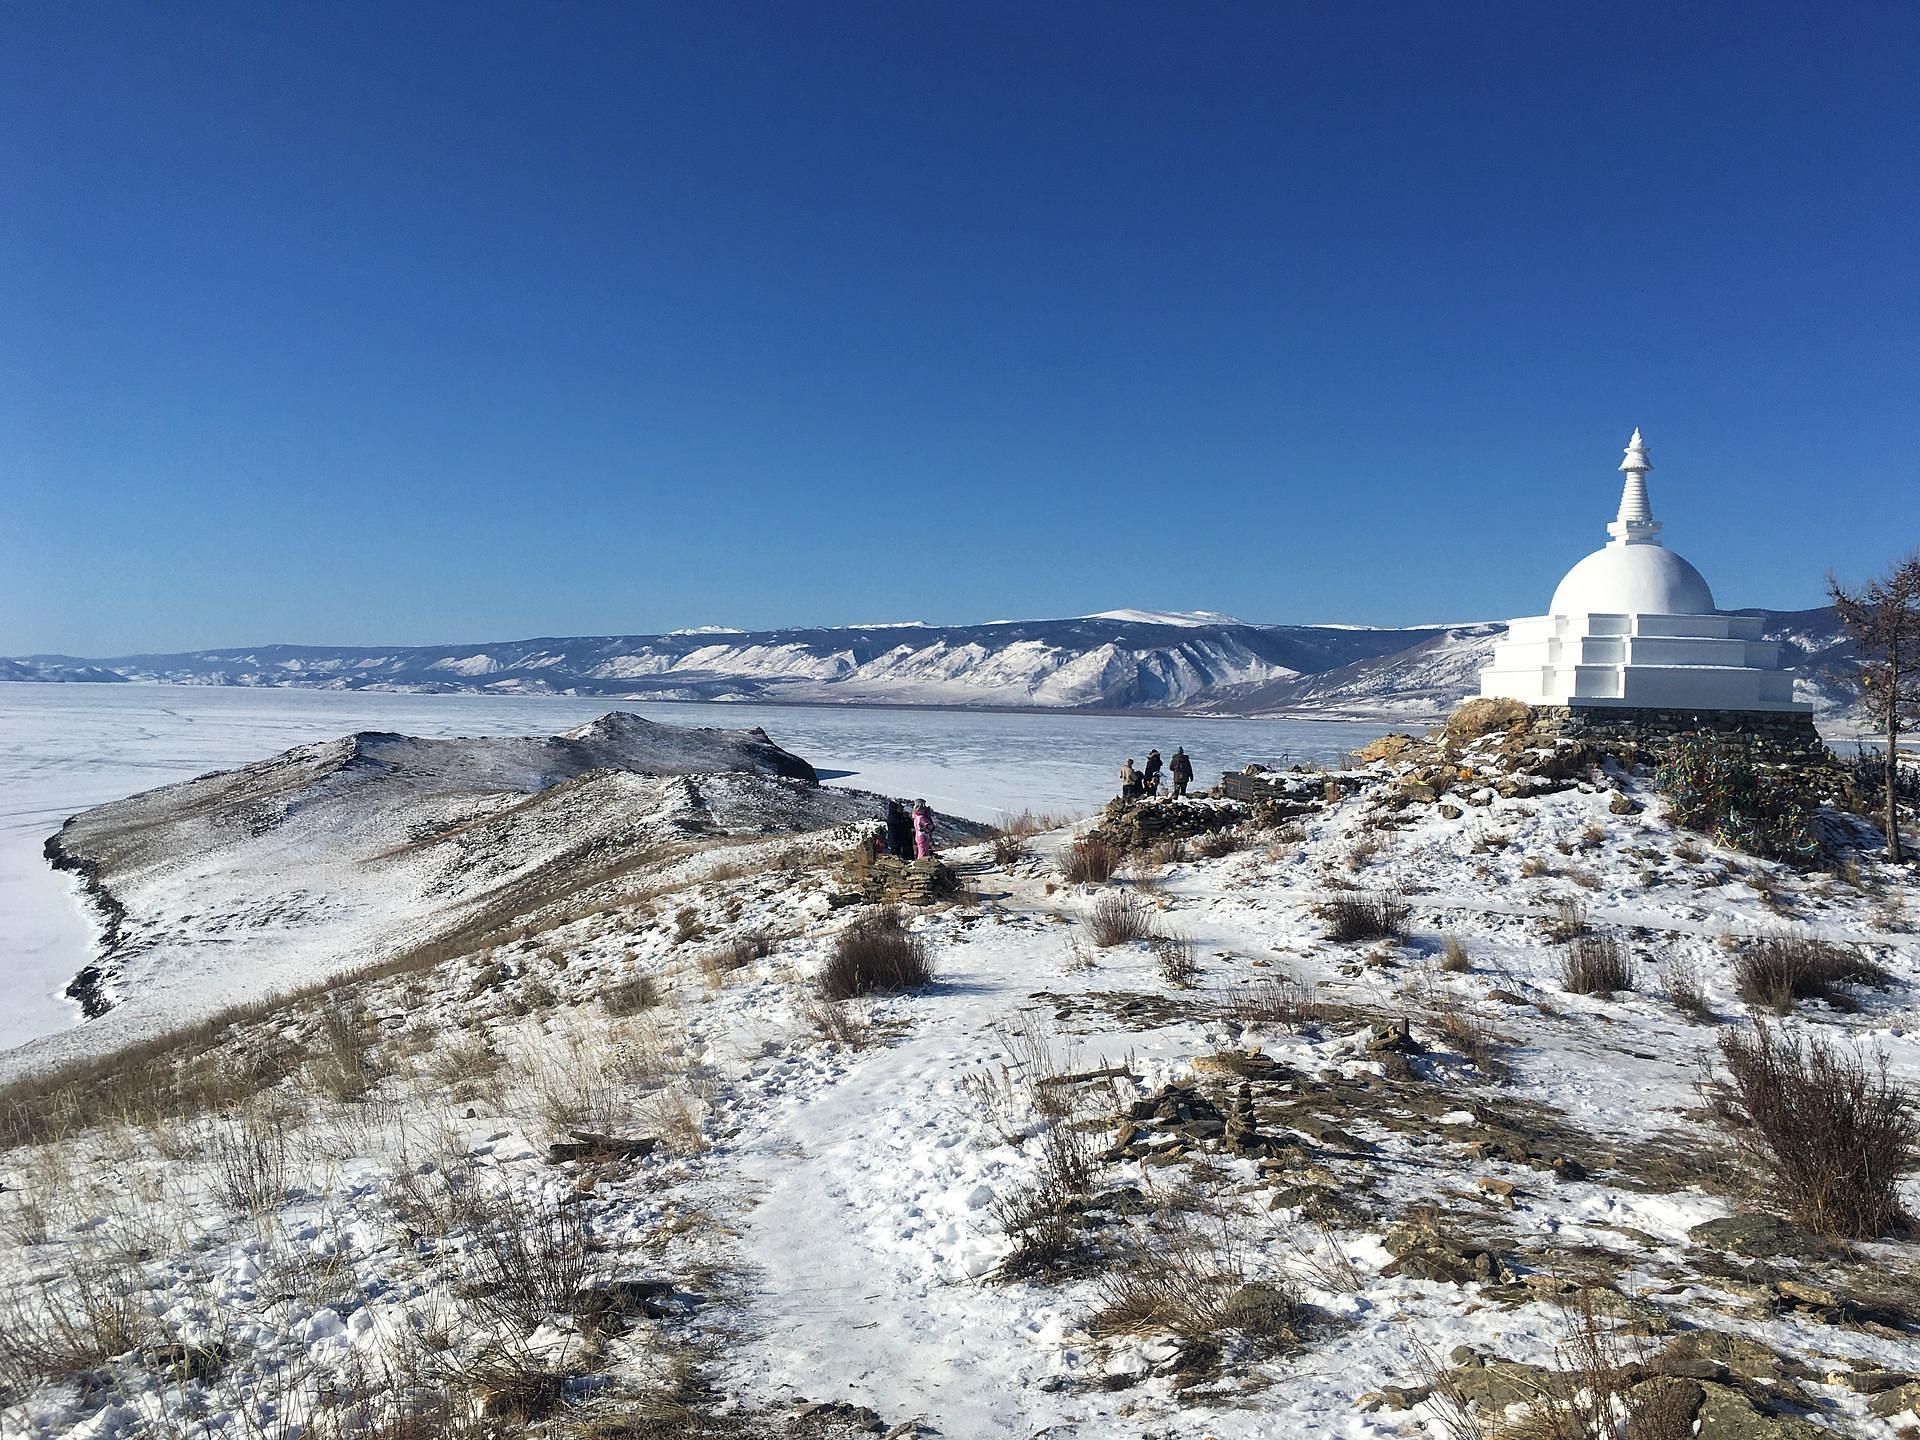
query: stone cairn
[{"left": 836, "top": 847, "right": 958, "bottom": 907}]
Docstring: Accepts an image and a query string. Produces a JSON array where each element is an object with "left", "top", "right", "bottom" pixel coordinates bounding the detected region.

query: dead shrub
[
  {"left": 671, "top": 907, "right": 704, "bottom": 945},
  {"left": 1560, "top": 936, "right": 1633, "bottom": 998},
  {"left": 1151, "top": 930, "right": 1200, "bottom": 988},
  {"left": 1061, "top": 835, "right": 1121, "bottom": 885},
  {"left": 1220, "top": 976, "right": 1330, "bottom": 1030},
  {"left": 1711, "top": 1023, "right": 1918, "bottom": 1238},
  {"left": 1317, "top": 891, "right": 1410, "bottom": 943},
  {"left": 796, "top": 993, "right": 871, "bottom": 1050},
  {"left": 1143, "top": 836, "right": 1188, "bottom": 867},
  {"left": 818, "top": 908, "right": 933, "bottom": 1000},
  {"left": 1090, "top": 1232, "right": 1299, "bottom": 1354},
  {"left": 600, "top": 974, "right": 658, "bottom": 1017},
  {"left": 990, "top": 1119, "right": 1101, "bottom": 1281},
  {"left": 990, "top": 832, "right": 1030, "bottom": 867},
  {"left": 1438, "top": 936, "right": 1471, "bottom": 972},
  {"left": 1734, "top": 933, "right": 1888, "bottom": 1013},
  {"left": 207, "top": 1106, "right": 293, "bottom": 1216},
  {"left": 1520, "top": 855, "right": 1555, "bottom": 879},
  {"left": 459, "top": 1184, "right": 590, "bottom": 1335},
  {"left": 1425, "top": 995, "right": 1506, "bottom": 1080},
  {"left": 1345, "top": 836, "right": 1381, "bottom": 872},
  {"left": 0, "top": 1241, "right": 159, "bottom": 1393},
  {"left": 309, "top": 998, "right": 384, "bottom": 1102},
  {"left": 1086, "top": 893, "right": 1155, "bottom": 948}
]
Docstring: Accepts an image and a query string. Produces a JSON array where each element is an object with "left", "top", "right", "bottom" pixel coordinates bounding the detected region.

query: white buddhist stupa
[{"left": 1479, "top": 430, "right": 1809, "bottom": 716}]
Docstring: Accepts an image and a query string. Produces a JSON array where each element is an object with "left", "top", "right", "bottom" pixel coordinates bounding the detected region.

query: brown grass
[
  {"left": 1061, "top": 835, "right": 1121, "bottom": 885},
  {"left": 1559, "top": 936, "right": 1633, "bottom": 997},
  {"left": 1086, "top": 893, "right": 1156, "bottom": 948},
  {"left": 1734, "top": 933, "right": 1888, "bottom": 1013},
  {"left": 1317, "top": 891, "right": 1410, "bottom": 943},
  {"left": 818, "top": 908, "right": 934, "bottom": 999}
]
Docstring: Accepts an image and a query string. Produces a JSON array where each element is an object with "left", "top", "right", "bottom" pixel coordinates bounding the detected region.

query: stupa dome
[
  {"left": 1477, "top": 428, "right": 1806, "bottom": 714},
  {"left": 1549, "top": 542, "right": 1715, "bottom": 615}
]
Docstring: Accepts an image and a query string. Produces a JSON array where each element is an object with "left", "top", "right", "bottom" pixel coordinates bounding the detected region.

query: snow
[
  {"left": 1081, "top": 609, "right": 1247, "bottom": 627},
  {"left": 2, "top": 714, "right": 1918, "bottom": 1437},
  {"left": 0, "top": 686, "right": 1384, "bottom": 1060}
]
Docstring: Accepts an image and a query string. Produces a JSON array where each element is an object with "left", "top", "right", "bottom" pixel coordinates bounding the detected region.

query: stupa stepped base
[{"left": 1524, "top": 704, "right": 1828, "bottom": 763}]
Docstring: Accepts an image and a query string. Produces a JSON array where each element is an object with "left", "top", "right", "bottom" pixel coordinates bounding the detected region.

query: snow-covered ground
[
  {"left": 2, "top": 716, "right": 1916, "bottom": 1439},
  {"left": 0, "top": 685, "right": 1381, "bottom": 1056}
]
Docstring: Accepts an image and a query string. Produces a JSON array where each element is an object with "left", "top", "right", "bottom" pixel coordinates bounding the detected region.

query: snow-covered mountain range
[{"left": 2, "top": 607, "right": 1862, "bottom": 720}]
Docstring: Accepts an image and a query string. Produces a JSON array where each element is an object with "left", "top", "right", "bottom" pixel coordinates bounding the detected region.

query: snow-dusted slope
[
  {"left": 22, "top": 714, "right": 959, "bottom": 1078},
  {"left": 5, "top": 608, "right": 1863, "bottom": 719}
]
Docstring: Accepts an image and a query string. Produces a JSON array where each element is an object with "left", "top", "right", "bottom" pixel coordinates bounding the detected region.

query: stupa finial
[{"left": 1608, "top": 427, "right": 1660, "bottom": 545}]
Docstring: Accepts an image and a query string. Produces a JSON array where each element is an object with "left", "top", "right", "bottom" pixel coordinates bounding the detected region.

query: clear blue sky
[{"left": 4, "top": 2, "right": 1916, "bottom": 655}]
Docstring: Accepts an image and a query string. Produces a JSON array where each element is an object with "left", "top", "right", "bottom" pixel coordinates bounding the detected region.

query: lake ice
[{"left": 0, "top": 683, "right": 1387, "bottom": 1055}]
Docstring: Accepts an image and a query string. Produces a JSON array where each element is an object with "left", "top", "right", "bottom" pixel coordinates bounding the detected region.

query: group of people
[
  {"left": 875, "top": 797, "right": 937, "bottom": 861},
  {"left": 1119, "top": 746, "right": 1194, "bottom": 800}
]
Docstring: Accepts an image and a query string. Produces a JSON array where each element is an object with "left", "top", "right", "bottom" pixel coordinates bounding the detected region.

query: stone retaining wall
[{"left": 1525, "top": 706, "right": 1830, "bottom": 764}]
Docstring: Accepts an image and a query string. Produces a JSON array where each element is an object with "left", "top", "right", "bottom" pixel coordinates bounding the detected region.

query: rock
[
  {"left": 1437, "top": 803, "right": 1464, "bottom": 819},
  {"left": 1485, "top": 989, "right": 1531, "bottom": 1005},
  {"left": 1443, "top": 1361, "right": 1554, "bottom": 1414},
  {"left": 1549, "top": 1155, "right": 1588, "bottom": 1183},
  {"left": 1218, "top": 1281, "right": 1298, "bottom": 1338},
  {"left": 1357, "top": 1384, "right": 1431, "bottom": 1412},
  {"left": 1656, "top": 1331, "right": 1791, "bottom": 1385},
  {"left": 1688, "top": 1214, "right": 1842, "bottom": 1262},
  {"left": 1449, "top": 1345, "right": 1482, "bottom": 1367},
  {"left": 572, "top": 1278, "right": 676, "bottom": 1327},
  {"left": 547, "top": 1131, "right": 659, "bottom": 1164},
  {"left": 1224, "top": 1079, "right": 1261, "bottom": 1153},
  {"left": 1870, "top": 1382, "right": 1920, "bottom": 1419},
  {"left": 1609, "top": 792, "right": 1642, "bottom": 815},
  {"left": 1694, "top": 1381, "right": 1829, "bottom": 1438},
  {"left": 1191, "top": 1050, "right": 1292, "bottom": 1081},
  {"left": 1847, "top": 1370, "right": 1917, "bottom": 1395}
]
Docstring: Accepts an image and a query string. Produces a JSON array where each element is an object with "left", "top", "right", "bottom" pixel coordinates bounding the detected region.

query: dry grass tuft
[
  {"left": 1086, "top": 892, "right": 1156, "bottom": 948},
  {"left": 1438, "top": 935, "right": 1471, "bottom": 972},
  {"left": 1061, "top": 835, "right": 1122, "bottom": 885},
  {"left": 1734, "top": 933, "right": 1888, "bottom": 1013},
  {"left": 818, "top": 908, "right": 934, "bottom": 1000},
  {"left": 1151, "top": 930, "right": 1200, "bottom": 988},
  {"left": 600, "top": 973, "right": 659, "bottom": 1017},
  {"left": 1317, "top": 891, "right": 1410, "bottom": 943},
  {"left": 1559, "top": 935, "right": 1633, "bottom": 998}
]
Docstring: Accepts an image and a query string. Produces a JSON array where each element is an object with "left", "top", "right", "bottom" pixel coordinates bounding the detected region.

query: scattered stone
[
  {"left": 1869, "top": 1382, "right": 1920, "bottom": 1419},
  {"left": 1357, "top": 1384, "right": 1432, "bottom": 1412},
  {"left": 1688, "top": 1214, "right": 1844, "bottom": 1262},
  {"left": 1610, "top": 791, "right": 1642, "bottom": 815},
  {"left": 546, "top": 1131, "right": 659, "bottom": 1164},
  {"left": 571, "top": 1278, "right": 677, "bottom": 1328}
]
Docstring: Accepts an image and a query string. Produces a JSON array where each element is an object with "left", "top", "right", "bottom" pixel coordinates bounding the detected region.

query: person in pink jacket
[{"left": 912, "top": 799, "right": 935, "bottom": 860}]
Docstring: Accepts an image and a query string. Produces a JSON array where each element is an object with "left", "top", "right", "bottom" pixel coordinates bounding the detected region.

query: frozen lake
[{"left": 0, "top": 683, "right": 1388, "bottom": 1055}]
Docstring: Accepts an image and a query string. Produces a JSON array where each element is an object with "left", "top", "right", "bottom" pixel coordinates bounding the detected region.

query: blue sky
[{"left": 4, "top": 2, "right": 1916, "bottom": 654}]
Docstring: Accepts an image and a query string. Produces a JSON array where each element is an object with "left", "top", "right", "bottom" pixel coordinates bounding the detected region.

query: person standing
[
  {"left": 912, "top": 799, "right": 935, "bottom": 860},
  {"left": 1120, "top": 758, "right": 1141, "bottom": 798},
  {"left": 1143, "top": 749, "right": 1163, "bottom": 796},
  {"left": 1169, "top": 747, "right": 1194, "bottom": 798},
  {"left": 886, "top": 799, "right": 913, "bottom": 860}
]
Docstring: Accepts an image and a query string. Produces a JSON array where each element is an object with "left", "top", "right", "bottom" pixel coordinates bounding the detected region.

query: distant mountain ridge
[{"left": 3, "top": 608, "right": 1861, "bottom": 721}]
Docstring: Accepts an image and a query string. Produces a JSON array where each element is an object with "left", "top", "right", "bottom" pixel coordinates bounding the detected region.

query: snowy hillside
[
  {"left": 19, "top": 713, "right": 975, "bottom": 1081},
  {"left": 3, "top": 608, "right": 1865, "bottom": 721},
  {"left": 2, "top": 711, "right": 1916, "bottom": 1438}
]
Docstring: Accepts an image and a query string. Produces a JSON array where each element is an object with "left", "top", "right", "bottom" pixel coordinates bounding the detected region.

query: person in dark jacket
[
  {"left": 1142, "top": 750, "right": 1163, "bottom": 796},
  {"left": 1169, "top": 747, "right": 1194, "bottom": 798},
  {"left": 885, "top": 799, "right": 914, "bottom": 859}
]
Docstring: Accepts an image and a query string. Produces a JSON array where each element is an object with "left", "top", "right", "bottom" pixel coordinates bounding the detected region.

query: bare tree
[{"left": 1829, "top": 554, "right": 1920, "bottom": 862}]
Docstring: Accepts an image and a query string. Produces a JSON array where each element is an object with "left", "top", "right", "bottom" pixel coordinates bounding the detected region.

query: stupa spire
[{"left": 1607, "top": 427, "right": 1660, "bottom": 546}]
